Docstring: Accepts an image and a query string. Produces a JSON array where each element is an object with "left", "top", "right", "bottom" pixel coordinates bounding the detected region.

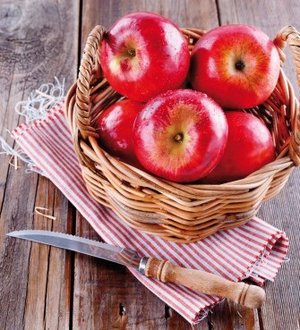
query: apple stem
[
  {"left": 174, "top": 133, "right": 184, "bottom": 143},
  {"left": 127, "top": 48, "right": 136, "bottom": 57}
]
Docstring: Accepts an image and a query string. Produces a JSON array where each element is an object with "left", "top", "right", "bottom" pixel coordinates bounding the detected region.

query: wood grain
[
  {"left": 23, "top": 177, "right": 75, "bottom": 330},
  {"left": 0, "top": 164, "right": 38, "bottom": 330},
  {"left": 208, "top": 301, "right": 262, "bottom": 330},
  {"left": 0, "top": 0, "right": 79, "bottom": 329}
]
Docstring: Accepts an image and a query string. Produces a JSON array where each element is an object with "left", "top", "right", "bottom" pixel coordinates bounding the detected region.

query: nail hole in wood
[
  {"left": 119, "top": 303, "right": 126, "bottom": 316},
  {"left": 165, "top": 305, "right": 172, "bottom": 319}
]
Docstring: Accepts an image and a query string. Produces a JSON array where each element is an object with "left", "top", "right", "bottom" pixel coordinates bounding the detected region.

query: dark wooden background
[{"left": 0, "top": 1, "right": 300, "bottom": 329}]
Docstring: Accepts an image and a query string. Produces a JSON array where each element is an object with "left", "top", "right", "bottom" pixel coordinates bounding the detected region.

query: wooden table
[{"left": 1, "top": 1, "right": 300, "bottom": 329}]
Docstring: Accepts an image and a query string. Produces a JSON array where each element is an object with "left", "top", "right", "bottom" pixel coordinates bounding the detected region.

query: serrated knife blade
[{"left": 7, "top": 230, "right": 143, "bottom": 270}]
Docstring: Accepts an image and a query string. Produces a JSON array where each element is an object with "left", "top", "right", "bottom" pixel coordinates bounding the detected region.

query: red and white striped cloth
[{"left": 12, "top": 102, "right": 289, "bottom": 324}]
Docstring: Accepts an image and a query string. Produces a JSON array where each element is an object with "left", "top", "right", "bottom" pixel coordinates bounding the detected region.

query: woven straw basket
[{"left": 65, "top": 25, "right": 300, "bottom": 243}]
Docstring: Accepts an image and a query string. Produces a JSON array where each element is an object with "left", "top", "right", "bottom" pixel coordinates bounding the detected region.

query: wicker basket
[{"left": 65, "top": 25, "right": 300, "bottom": 243}]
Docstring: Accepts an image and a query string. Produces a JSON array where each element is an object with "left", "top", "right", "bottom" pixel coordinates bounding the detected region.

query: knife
[{"left": 7, "top": 230, "right": 265, "bottom": 308}]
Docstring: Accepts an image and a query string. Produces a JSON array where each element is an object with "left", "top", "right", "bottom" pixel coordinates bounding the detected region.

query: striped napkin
[{"left": 12, "top": 102, "right": 289, "bottom": 324}]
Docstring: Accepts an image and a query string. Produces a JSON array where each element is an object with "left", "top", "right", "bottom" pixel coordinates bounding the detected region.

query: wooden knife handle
[{"left": 143, "top": 257, "right": 265, "bottom": 308}]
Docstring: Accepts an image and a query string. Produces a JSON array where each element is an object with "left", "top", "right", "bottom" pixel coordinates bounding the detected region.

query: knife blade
[
  {"left": 7, "top": 230, "right": 143, "bottom": 269},
  {"left": 7, "top": 229, "right": 266, "bottom": 308}
]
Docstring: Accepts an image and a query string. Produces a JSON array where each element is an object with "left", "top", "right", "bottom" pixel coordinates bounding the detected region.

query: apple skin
[
  {"left": 190, "top": 24, "right": 281, "bottom": 109},
  {"left": 100, "top": 12, "right": 190, "bottom": 102},
  {"left": 133, "top": 89, "right": 228, "bottom": 183},
  {"left": 202, "top": 111, "right": 276, "bottom": 183},
  {"left": 96, "top": 99, "right": 143, "bottom": 165}
]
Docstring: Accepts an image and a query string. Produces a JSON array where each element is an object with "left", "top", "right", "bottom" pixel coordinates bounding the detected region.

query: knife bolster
[{"left": 138, "top": 257, "right": 150, "bottom": 275}]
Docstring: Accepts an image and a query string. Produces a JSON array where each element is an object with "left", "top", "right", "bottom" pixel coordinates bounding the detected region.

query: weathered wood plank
[
  {"left": 0, "top": 163, "right": 39, "bottom": 330},
  {"left": 259, "top": 182, "right": 300, "bottom": 330},
  {"left": 23, "top": 177, "right": 75, "bottom": 330},
  {"left": 208, "top": 300, "right": 261, "bottom": 330},
  {"left": 0, "top": 0, "right": 80, "bottom": 329},
  {"left": 217, "top": 1, "right": 300, "bottom": 329}
]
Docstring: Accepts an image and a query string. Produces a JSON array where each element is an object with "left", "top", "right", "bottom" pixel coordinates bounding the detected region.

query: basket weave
[{"left": 65, "top": 25, "right": 300, "bottom": 243}]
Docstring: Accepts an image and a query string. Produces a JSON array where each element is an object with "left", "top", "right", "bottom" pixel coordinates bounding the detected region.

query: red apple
[
  {"left": 133, "top": 89, "right": 228, "bottom": 182},
  {"left": 96, "top": 99, "right": 143, "bottom": 165},
  {"left": 203, "top": 111, "right": 276, "bottom": 183},
  {"left": 190, "top": 24, "right": 281, "bottom": 109},
  {"left": 100, "top": 12, "right": 190, "bottom": 102}
]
